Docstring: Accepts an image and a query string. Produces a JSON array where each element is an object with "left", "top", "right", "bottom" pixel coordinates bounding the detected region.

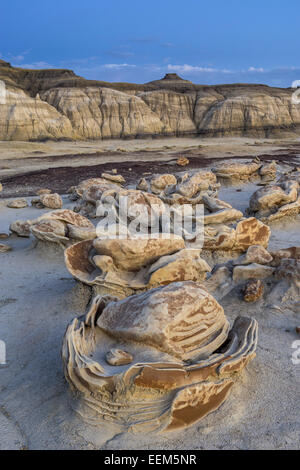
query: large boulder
[{"left": 62, "top": 282, "right": 258, "bottom": 432}]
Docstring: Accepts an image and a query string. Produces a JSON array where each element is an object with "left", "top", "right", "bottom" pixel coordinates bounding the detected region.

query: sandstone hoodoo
[
  {"left": 62, "top": 282, "right": 258, "bottom": 433},
  {"left": 1, "top": 61, "right": 300, "bottom": 141}
]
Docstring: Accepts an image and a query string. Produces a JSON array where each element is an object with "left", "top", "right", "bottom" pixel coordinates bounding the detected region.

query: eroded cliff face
[
  {"left": 0, "top": 86, "right": 73, "bottom": 141},
  {"left": 0, "top": 62, "right": 300, "bottom": 141}
]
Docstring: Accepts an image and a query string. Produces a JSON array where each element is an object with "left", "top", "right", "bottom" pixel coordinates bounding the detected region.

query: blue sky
[{"left": 1, "top": 0, "right": 300, "bottom": 87}]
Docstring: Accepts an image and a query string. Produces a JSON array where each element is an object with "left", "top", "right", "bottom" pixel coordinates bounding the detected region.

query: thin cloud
[{"left": 167, "top": 64, "right": 233, "bottom": 73}]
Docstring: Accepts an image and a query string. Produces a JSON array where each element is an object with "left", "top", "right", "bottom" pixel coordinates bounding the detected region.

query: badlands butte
[{"left": 1, "top": 58, "right": 300, "bottom": 141}]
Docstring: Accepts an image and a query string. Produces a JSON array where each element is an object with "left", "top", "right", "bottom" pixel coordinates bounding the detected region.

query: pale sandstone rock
[
  {"left": 105, "top": 349, "right": 133, "bottom": 366},
  {"left": 0, "top": 183, "right": 2, "bottom": 192},
  {"left": 233, "top": 245, "right": 273, "bottom": 265},
  {"left": 31, "top": 219, "right": 68, "bottom": 244},
  {"left": 212, "top": 159, "right": 262, "bottom": 180},
  {"left": 7, "top": 198, "right": 28, "bottom": 209},
  {"left": 0, "top": 86, "right": 73, "bottom": 141},
  {"left": 0, "top": 243, "right": 11, "bottom": 253},
  {"left": 62, "top": 283, "right": 257, "bottom": 432},
  {"left": 265, "top": 197, "right": 300, "bottom": 222},
  {"left": 249, "top": 182, "right": 298, "bottom": 214},
  {"left": 9, "top": 220, "right": 31, "bottom": 237},
  {"left": 150, "top": 174, "right": 177, "bottom": 194},
  {"left": 203, "top": 218, "right": 270, "bottom": 253},
  {"left": 39, "top": 193, "right": 63, "bottom": 209},
  {"left": 233, "top": 263, "right": 275, "bottom": 282},
  {"left": 30, "top": 209, "right": 94, "bottom": 245},
  {"left": 101, "top": 173, "right": 125, "bottom": 185},
  {"left": 65, "top": 238, "right": 210, "bottom": 297},
  {"left": 93, "top": 236, "right": 185, "bottom": 272}
]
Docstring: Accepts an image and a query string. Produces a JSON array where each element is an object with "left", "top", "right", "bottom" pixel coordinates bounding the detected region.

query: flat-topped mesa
[{"left": 62, "top": 282, "right": 258, "bottom": 433}]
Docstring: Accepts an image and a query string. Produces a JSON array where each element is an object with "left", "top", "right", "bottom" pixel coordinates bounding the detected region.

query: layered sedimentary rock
[
  {"left": 248, "top": 178, "right": 300, "bottom": 222},
  {"left": 28, "top": 209, "right": 95, "bottom": 245},
  {"left": 1, "top": 61, "right": 300, "bottom": 140},
  {"left": 62, "top": 282, "right": 258, "bottom": 432},
  {"left": 64, "top": 236, "right": 211, "bottom": 297}
]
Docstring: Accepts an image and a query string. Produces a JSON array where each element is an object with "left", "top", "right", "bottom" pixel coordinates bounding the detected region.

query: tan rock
[
  {"left": 9, "top": 220, "right": 31, "bottom": 237},
  {"left": 0, "top": 183, "right": 2, "bottom": 192},
  {"left": 105, "top": 349, "right": 133, "bottom": 366},
  {"left": 62, "top": 283, "right": 258, "bottom": 432},
  {"left": 31, "top": 219, "right": 67, "bottom": 243},
  {"left": 213, "top": 159, "right": 262, "bottom": 180},
  {"left": 101, "top": 172, "right": 125, "bottom": 185},
  {"left": 249, "top": 182, "right": 298, "bottom": 214},
  {"left": 234, "top": 218, "right": 270, "bottom": 250},
  {"left": 39, "top": 193, "right": 63, "bottom": 209},
  {"left": 150, "top": 174, "right": 177, "bottom": 194},
  {"left": 7, "top": 198, "right": 28, "bottom": 209},
  {"left": 148, "top": 249, "right": 211, "bottom": 286},
  {"left": 243, "top": 279, "right": 264, "bottom": 302},
  {"left": 234, "top": 245, "right": 273, "bottom": 265},
  {"left": 233, "top": 263, "right": 275, "bottom": 282},
  {"left": 0, "top": 243, "right": 11, "bottom": 253},
  {"left": 177, "top": 156, "right": 189, "bottom": 166},
  {"left": 98, "top": 282, "right": 229, "bottom": 361},
  {"left": 93, "top": 236, "right": 185, "bottom": 272}
]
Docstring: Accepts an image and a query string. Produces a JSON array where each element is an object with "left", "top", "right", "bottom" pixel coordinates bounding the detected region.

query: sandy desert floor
[{"left": 0, "top": 137, "right": 299, "bottom": 450}]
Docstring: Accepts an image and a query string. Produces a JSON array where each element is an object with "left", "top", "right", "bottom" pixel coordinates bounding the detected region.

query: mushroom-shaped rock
[
  {"left": 62, "top": 282, "right": 258, "bottom": 432},
  {"left": 64, "top": 237, "right": 211, "bottom": 297}
]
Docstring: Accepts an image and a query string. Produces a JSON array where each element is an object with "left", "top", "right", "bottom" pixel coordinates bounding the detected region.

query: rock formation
[
  {"left": 248, "top": 179, "right": 300, "bottom": 222},
  {"left": 1, "top": 62, "right": 300, "bottom": 140},
  {"left": 62, "top": 282, "right": 258, "bottom": 432},
  {"left": 64, "top": 236, "right": 211, "bottom": 298},
  {"left": 212, "top": 158, "right": 277, "bottom": 182},
  {"left": 29, "top": 209, "right": 95, "bottom": 246}
]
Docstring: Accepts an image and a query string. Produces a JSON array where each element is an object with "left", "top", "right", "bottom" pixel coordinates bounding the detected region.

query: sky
[{"left": 1, "top": 0, "right": 300, "bottom": 87}]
